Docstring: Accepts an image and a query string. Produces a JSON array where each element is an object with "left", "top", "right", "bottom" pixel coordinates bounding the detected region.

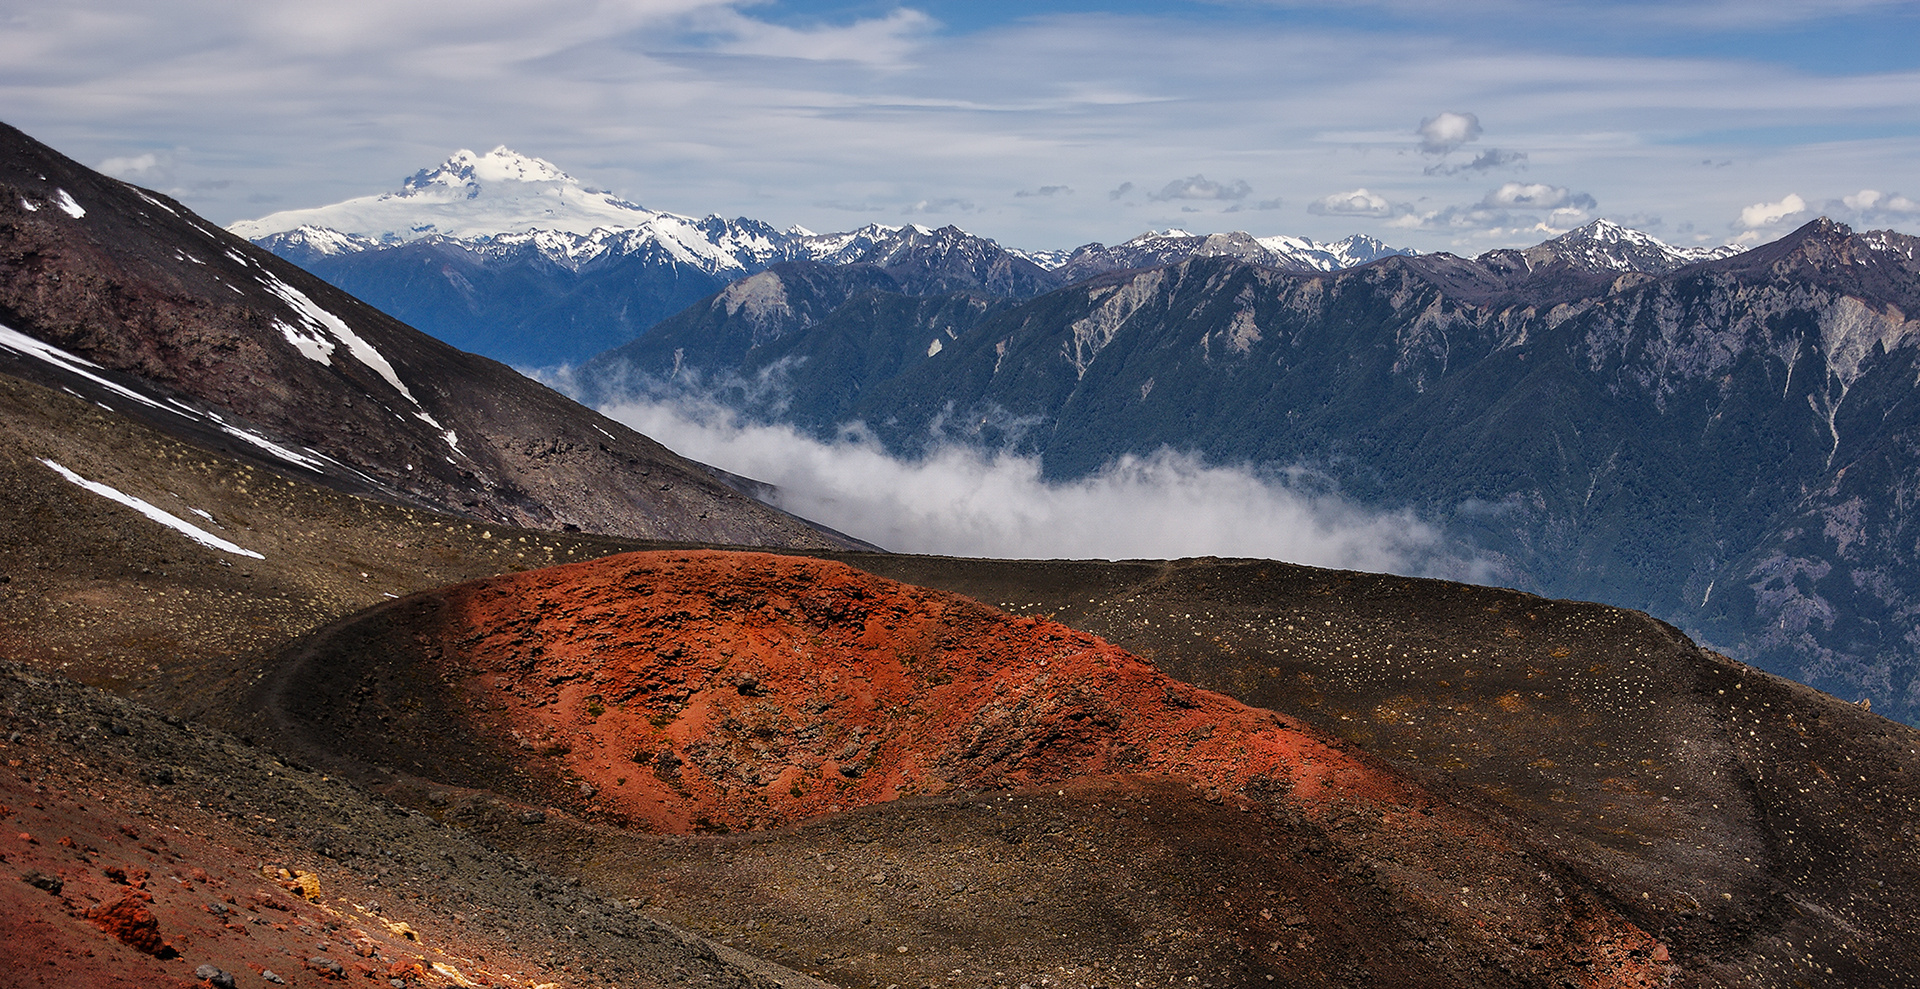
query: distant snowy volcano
[{"left": 228, "top": 146, "right": 672, "bottom": 243}]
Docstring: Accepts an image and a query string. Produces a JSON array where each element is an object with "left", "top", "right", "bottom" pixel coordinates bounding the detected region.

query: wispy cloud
[
  {"left": 901, "top": 197, "right": 978, "bottom": 215},
  {"left": 694, "top": 7, "right": 936, "bottom": 67},
  {"left": 1148, "top": 175, "right": 1254, "bottom": 202},
  {"left": 1425, "top": 147, "right": 1527, "bottom": 176}
]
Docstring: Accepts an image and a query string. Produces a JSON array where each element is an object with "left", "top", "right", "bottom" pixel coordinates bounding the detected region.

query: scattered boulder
[
  {"left": 20, "top": 870, "right": 62, "bottom": 894},
  {"left": 89, "top": 892, "right": 176, "bottom": 958},
  {"left": 305, "top": 955, "right": 346, "bottom": 979}
]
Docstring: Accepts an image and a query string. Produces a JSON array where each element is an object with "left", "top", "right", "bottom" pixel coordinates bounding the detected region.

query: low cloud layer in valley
[{"left": 603, "top": 395, "right": 1488, "bottom": 579}]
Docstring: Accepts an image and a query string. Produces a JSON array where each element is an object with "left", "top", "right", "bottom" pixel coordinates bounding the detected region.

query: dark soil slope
[
  {"left": 839, "top": 552, "right": 1920, "bottom": 988},
  {"left": 0, "top": 370, "right": 689, "bottom": 709}
]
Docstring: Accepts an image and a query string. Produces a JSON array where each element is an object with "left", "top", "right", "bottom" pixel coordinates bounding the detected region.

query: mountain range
[
  {"left": 7, "top": 120, "right": 1920, "bottom": 989},
  {"left": 238, "top": 147, "right": 1416, "bottom": 367}
]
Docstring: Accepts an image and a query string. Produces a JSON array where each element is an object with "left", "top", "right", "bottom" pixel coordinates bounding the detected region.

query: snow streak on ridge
[{"left": 39, "top": 458, "right": 264, "bottom": 559}]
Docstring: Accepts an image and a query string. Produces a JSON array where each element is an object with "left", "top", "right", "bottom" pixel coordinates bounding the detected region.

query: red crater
[
  {"left": 285, "top": 549, "right": 1676, "bottom": 988},
  {"left": 424, "top": 550, "right": 1436, "bottom": 833}
]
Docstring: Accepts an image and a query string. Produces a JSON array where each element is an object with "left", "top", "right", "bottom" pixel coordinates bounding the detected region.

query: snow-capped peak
[
  {"left": 228, "top": 146, "right": 666, "bottom": 244},
  {"left": 402, "top": 146, "right": 577, "bottom": 192},
  {"left": 1524, "top": 219, "right": 1740, "bottom": 272}
]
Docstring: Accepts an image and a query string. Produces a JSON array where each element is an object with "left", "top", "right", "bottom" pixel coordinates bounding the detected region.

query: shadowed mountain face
[
  {"left": 0, "top": 121, "right": 853, "bottom": 550},
  {"left": 569, "top": 219, "right": 1920, "bottom": 725}
]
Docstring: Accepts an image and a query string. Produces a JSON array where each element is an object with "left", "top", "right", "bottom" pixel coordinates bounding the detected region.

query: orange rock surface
[{"left": 431, "top": 550, "right": 1437, "bottom": 833}]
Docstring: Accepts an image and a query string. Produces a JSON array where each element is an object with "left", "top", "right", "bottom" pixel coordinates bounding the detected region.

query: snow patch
[
  {"left": 39, "top": 459, "right": 264, "bottom": 559},
  {"left": 53, "top": 189, "right": 84, "bottom": 218},
  {"left": 0, "top": 322, "right": 350, "bottom": 476},
  {"left": 0, "top": 323, "right": 166, "bottom": 412},
  {"left": 203, "top": 410, "right": 328, "bottom": 471},
  {"left": 19, "top": 198, "right": 37, "bottom": 212},
  {"left": 132, "top": 189, "right": 179, "bottom": 215},
  {"left": 257, "top": 273, "right": 420, "bottom": 403}
]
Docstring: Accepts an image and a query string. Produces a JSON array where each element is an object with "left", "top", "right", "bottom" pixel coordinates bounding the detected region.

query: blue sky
[{"left": 4, "top": 0, "right": 1917, "bottom": 252}]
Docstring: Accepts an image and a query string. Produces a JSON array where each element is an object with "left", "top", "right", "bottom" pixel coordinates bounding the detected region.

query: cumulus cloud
[
  {"left": 1149, "top": 175, "right": 1254, "bottom": 202},
  {"left": 600, "top": 395, "right": 1482, "bottom": 577},
  {"left": 1417, "top": 111, "right": 1482, "bottom": 155},
  {"left": 1838, "top": 189, "right": 1920, "bottom": 218},
  {"left": 1731, "top": 192, "right": 1807, "bottom": 244},
  {"left": 1480, "top": 182, "right": 1596, "bottom": 211},
  {"left": 1108, "top": 182, "right": 1135, "bottom": 201},
  {"left": 1739, "top": 193, "right": 1807, "bottom": 229},
  {"left": 1016, "top": 185, "right": 1072, "bottom": 198},
  {"left": 1424, "top": 147, "right": 1527, "bottom": 176},
  {"left": 1307, "top": 188, "right": 1400, "bottom": 218}
]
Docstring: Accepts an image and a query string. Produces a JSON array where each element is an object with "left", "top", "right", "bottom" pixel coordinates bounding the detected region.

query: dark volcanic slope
[
  {"left": 0, "top": 368, "right": 673, "bottom": 708},
  {"left": 839, "top": 552, "right": 1920, "bottom": 988},
  {"left": 266, "top": 550, "right": 1673, "bottom": 989},
  {"left": 0, "top": 120, "right": 851, "bottom": 549}
]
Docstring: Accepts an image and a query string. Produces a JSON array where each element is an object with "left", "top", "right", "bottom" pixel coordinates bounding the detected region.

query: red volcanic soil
[
  {"left": 422, "top": 550, "right": 1429, "bottom": 833},
  {"left": 0, "top": 702, "right": 522, "bottom": 989},
  {"left": 279, "top": 550, "right": 1679, "bottom": 989},
  {"left": 0, "top": 662, "right": 829, "bottom": 989}
]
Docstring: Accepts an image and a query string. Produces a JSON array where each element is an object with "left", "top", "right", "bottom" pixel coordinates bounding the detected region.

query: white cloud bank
[{"left": 601, "top": 396, "right": 1486, "bottom": 579}]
